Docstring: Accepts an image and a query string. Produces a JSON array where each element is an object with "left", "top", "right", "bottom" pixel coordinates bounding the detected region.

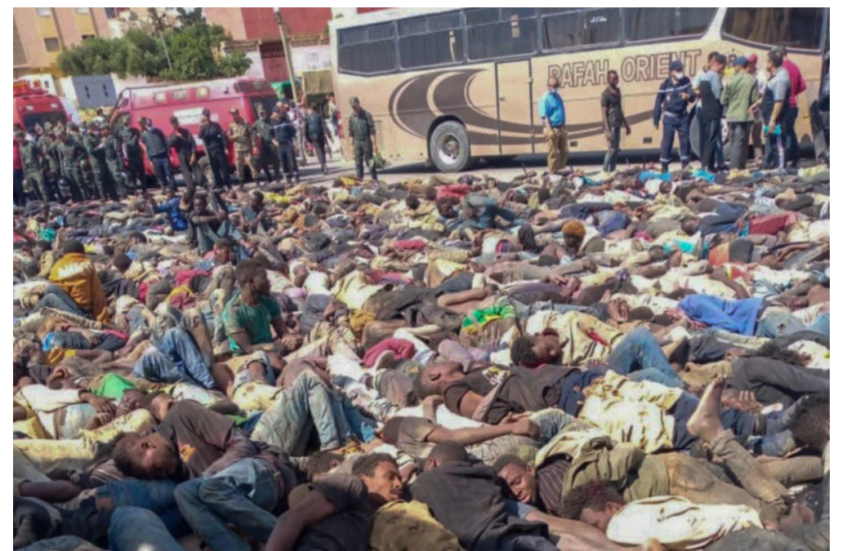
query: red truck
[
  {"left": 13, "top": 80, "right": 68, "bottom": 131},
  {"left": 109, "top": 77, "right": 279, "bottom": 184}
]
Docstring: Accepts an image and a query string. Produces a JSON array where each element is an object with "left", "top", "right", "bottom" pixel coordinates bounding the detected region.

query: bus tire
[{"left": 430, "top": 121, "right": 472, "bottom": 173}]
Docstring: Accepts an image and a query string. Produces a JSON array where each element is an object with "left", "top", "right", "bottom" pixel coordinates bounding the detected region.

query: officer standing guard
[
  {"left": 67, "top": 123, "right": 97, "bottom": 199},
  {"left": 199, "top": 112, "right": 232, "bottom": 190},
  {"left": 84, "top": 121, "right": 119, "bottom": 201},
  {"left": 252, "top": 107, "right": 282, "bottom": 185},
  {"left": 228, "top": 108, "right": 259, "bottom": 188},
  {"left": 20, "top": 131, "right": 52, "bottom": 202},
  {"left": 104, "top": 126, "right": 128, "bottom": 199},
  {"left": 120, "top": 120, "right": 146, "bottom": 196},
  {"left": 348, "top": 97, "right": 378, "bottom": 182},
  {"left": 39, "top": 123, "right": 62, "bottom": 192},
  {"left": 56, "top": 130, "right": 86, "bottom": 203},
  {"left": 653, "top": 60, "right": 695, "bottom": 174}
]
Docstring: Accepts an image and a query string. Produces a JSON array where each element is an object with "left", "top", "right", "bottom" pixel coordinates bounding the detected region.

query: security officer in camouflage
[
  {"left": 39, "top": 123, "right": 62, "bottom": 189},
  {"left": 19, "top": 132, "right": 52, "bottom": 202},
  {"left": 348, "top": 97, "right": 378, "bottom": 181},
  {"left": 228, "top": 108, "right": 259, "bottom": 187},
  {"left": 104, "top": 127, "right": 128, "bottom": 198},
  {"left": 120, "top": 120, "right": 147, "bottom": 196},
  {"left": 252, "top": 106, "right": 282, "bottom": 184},
  {"left": 84, "top": 121, "right": 119, "bottom": 201},
  {"left": 56, "top": 130, "right": 86, "bottom": 203},
  {"left": 68, "top": 123, "right": 97, "bottom": 199}
]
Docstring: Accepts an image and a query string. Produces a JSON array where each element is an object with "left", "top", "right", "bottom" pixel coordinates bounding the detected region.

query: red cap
[{"left": 747, "top": 53, "right": 758, "bottom": 64}]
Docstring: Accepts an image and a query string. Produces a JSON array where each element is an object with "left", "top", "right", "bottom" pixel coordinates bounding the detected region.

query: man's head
[
  {"left": 213, "top": 238, "right": 232, "bottom": 265},
  {"left": 423, "top": 441, "right": 468, "bottom": 472},
  {"left": 140, "top": 391, "right": 174, "bottom": 422},
  {"left": 561, "top": 220, "right": 586, "bottom": 251},
  {"left": 733, "top": 56, "right": 748, "bottom": 71},
  {"left": 251, "top": 190, "right": 265, "bottom": 209},
  {"left": 62, "top": 239, "right": 85, "bottom": 256},
  {"left": 771, "top": 45, "right": 788, "bottom": 58},
  {"left": 788, "top": 393, "right": 830, "bottom": 452},
  {"left": 712, "top": 54, "right": 727, "bottom": 74},
  {"left": 116, "top": 388, "right": 147, "bottom": 417},
  {"left": 415, "top": 361, "right": 465, "bottom": 399},
  {"left": 112, "top": 253, "right": 132, "bottom": 274},
  {"left": 548, "top": 76, "right": 560, "bottom": 91},
  {"left": 561, "top": 482, "right": 626, "bottom": 532},
  {"left": 405, "top": 194, "right": 421, "bottom": 211},
  {"left": 138, "top": 117, "right": 149, "bottom": 129},
  {"left": 230, "top": 108, "right": 242, "bottom": 123},
  {"left": 494, "top": 455, "right": 538, "bottom": 505},
  {"left": 112, "top": 432, "right": 179, "bottom": 479},
  {"left": 193, "top": 194, "right": 208, "bottom": 214},
  {"left": 435, "top": 197, "right": 456, "bottom": 218},
  {"left": 747, "top": 53, "right": 759, "bottom": 74},
  {"left": 510, "top": 333, "right": 561, "bottom": 368},
  {"left": 350, "top": 97, "right": 362, "bottom": 113},
  {"left": 169, "top": 116, "right": 180, "bottom": 130},
  {"left": 236, "top": 259, "right": 271, "bottom": 297},
  {"left": 607, "top": 70, "right": 619, "bottom": 88},
  {"left": 353, "top": 453, "right": 403, "bottom": 504},
  {"left": 681, "top": 217, "right": 700, "bottom": 236},
  {"left": 767, "top": 51, "right": 784, "bottom": 73},
  {"left": 707, "top": 50, "right": 720, "bottom": 68},
  {"left": 306, "top": 450, "right": 345, "bottom": 482}
]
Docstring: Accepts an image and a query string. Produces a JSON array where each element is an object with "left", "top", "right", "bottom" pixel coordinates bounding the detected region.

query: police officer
[
  {"left": 84, "top": 121, "right": 119, "bottom": 201},
  {"left": 140, "top": 117, "right": 176, "bottom": 192},
  {"left": 20, "top": 130, "right": 52, "bottom": 202},
  {"left": 252, "top": 106, "right": 282, "bottom": 184},
  {"left": 348, "top": 97, "right": 378, "bottom": 181},
  {"left": 104, "top": 126, "right": 128, "bottom": 199},
  {"left": 68, "top": 123, "right": 97, "bottom": 199},
  {"left": 198, "top": 112, "right": 231, "bottom": 190},
  {"left": 228, "top": 108, "right": 259, "bottom": 187},
  {"left": 38, "top": 123, "right": 61, "bottom": 190},
  {"left": 169, "top": 116, "right": 201, "bottom": 190},
  {"left": 653, "top": 60, "right": 695, "bottom": 174},
  {"left": 272, "top": 110, "right": 299, "bottom": 184},
  {"left": 120, "top": 120, "right": 146, "bottom": 196},
  {"left": 56, "top": 130, "right": 86, "bottom": 203}
]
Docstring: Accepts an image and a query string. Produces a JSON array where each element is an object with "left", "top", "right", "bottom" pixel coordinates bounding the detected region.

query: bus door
[{"left": 495, "top": 59, "right": 534, "bottom": 155}]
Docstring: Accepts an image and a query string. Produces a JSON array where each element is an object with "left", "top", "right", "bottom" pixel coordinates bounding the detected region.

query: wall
[
  {"left": 293, "top": 45, "right": 332, "bottom": 73},
  {"left": 203, "top": 8, "right": 246, "bottom": 40}
]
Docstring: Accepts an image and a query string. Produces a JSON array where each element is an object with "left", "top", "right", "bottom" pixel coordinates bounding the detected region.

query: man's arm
[
  {"left": 201, "top": 429, "right": 258, "bottom": 477},
  {"left": 539, "top": 94, "right": 552, "bottom": 129},
  {"left": 265, "top": 490, "right": 338, "bottom": 551},
  {"left": 271, "top": 315, "right": 288, "bottom": 339},
  {"left": 426, "top": 418, "right": 538, "bottom": 446},
  {"left": 601, "top": 94, "right": 611, "bottom": 136},
  {"left": 524, "top": 511, "right": 630, "bottom": 551},
  {"left": 228, "top": 329, "right": 256, "bottom": 355}
]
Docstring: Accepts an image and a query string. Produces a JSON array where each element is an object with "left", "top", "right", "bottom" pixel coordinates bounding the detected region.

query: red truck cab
[
  {"left": 13, "top": 80, "right": 68, "bottom": 131},
  {"left": 109, "top": 77, "right": 279, "bottom": 181}
]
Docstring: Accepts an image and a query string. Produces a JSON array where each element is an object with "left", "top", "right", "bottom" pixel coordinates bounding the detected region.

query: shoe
[
  {"left": 660, "top": 163, "right": 669, "bottom": 174},
  {"left": 371, "top": 350, "right": 396, "bottom": 371}
]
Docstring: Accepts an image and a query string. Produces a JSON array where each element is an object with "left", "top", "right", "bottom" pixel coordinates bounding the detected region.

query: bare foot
[{"left": 686, "top": 378, "right": 725, "bottom": 444}]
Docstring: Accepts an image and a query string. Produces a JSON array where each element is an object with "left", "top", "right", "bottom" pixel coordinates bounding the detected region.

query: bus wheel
[{"left": 430, "top": 121, "right": 472, "bottom": 173}]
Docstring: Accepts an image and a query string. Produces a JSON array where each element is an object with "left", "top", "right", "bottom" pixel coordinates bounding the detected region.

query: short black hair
[
  {"left": 752, "top": 341, "right": 806, "bottom": 366},
  {"left": 510, "top": 335, "right": 540, "bottom": 368},
  {"left": 713, "top": 54, "right": 727, "bottom": 66},
  {"left": 707, "top": 51, "right": 720, "bottom": 62},
  {"left": 427, "top": 441, "right": 467, "bottom": 465},
  {"left": 306, "top": 450, "right": 345, "bottom": 478},
  {"left": 113, "top": 253, "right": 132, "bottom": 273},
  {"left": 492, "top": 454, "right": 528, "bottom": 474},
  {"left": 252, "top": 190, "right": 264, "bottom": 202},
  {"left": 788, "top": 393, "right": 830, "bottom": 451},
  {"left": 380, "top": 417, "right": 405, "bottom": 445},
  {"left": 405, "top": 194, "right": 421, "bottom": 210},
  {"left": 768, "top": 51, "right": 784, "bottom": 68},
  {"left": 412, "top": 371, "right": 435, "bottom": 401},
  {"left": 112, "top": 434, "right": 147, "bottom": 478},
  {"left": 129, "top": 232, "right": 147, "bottom": 244},
  {"left": 607, "top": 69, "right": 619, "bottom": 79},
  {"left": 560, "top": 482, "right": 625, "bottom": 520},
  {"left": 236, "top": 259, "right": 264, "bottom": 287},
  {"left": 353, "top": 453, "right": 397, "bottom": 477},
  {"left": 62, "top": 239, "right": 85, "bottom": 255},
  {"left": 627, "top": 307, "right": 654, "bottom": 322}
]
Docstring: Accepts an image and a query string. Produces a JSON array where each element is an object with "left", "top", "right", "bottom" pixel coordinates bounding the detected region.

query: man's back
[{"left": 49, "top": 252, "right": 108, "bottom": 323}]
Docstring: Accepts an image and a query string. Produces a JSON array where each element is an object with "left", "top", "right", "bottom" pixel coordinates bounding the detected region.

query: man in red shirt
[
  {"left": 13, "top": 131, "right": 25, "bottom": 207},
  {"left": 773, "top": 45, "right": 806, "bottom": 168}
]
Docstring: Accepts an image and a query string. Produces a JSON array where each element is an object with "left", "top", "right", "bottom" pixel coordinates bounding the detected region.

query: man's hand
[
  {"left": 509, "top": 418, "right": 541, "bottom": 440},
  {"left": 625, "top": 125, "right": 632, "bottom": 136},
  {"left": 282, "top": 334, "right": 303, "bottom": 351},
  {"left": 83, "top": 393, "right": 116, "bottom": 415},
  {"left": 681, "top": 93, "right": 690, "bottom": 100},
  {"left": 654, "top": 121, "right": 660, "bottom": 130}
]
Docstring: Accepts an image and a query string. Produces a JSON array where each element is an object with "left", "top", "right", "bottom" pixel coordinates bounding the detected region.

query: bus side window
[{"left": 722, "top": 8, "right": 825, "bottom": 51}]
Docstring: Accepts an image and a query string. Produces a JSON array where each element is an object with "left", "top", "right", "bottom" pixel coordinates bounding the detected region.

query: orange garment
[{"left": 49, "top": 253, "right": 110, "bottom": 325}]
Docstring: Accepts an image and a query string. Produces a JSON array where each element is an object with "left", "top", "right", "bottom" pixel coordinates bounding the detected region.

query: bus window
[
  {"left": 466, "top": 8, "right": 538, "bottom": 61},
  {"left": 624, "top": 8, "right": 715, "bottom": 42},
  {"left": 722, "top": 8, "right": 825, "bottom": 51},
  {"left": 541, "top": 8, "right": 621, "bottom": 51},
  {"left": 398, "top": 12, "right": 464, "bottom": 69},
  {"left": 339, "top": 23, "right": 397, "bottom": 74}
]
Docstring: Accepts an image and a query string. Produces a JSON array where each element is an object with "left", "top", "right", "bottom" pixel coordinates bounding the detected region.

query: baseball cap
[
  {"left": 734, "top": 56, "right": 747, "bottom": 67},
  {"left": 350, "top": 97, "right": 361, "bottom": 106},
  {"left": 669, "top": 60, "right": 684, "bottom": 72},
  {"left": 747, "top": 53, "right": 758, "bottom": 65},
  {"left": 770, "top": 45, "right": 787, "bottom": 56}
]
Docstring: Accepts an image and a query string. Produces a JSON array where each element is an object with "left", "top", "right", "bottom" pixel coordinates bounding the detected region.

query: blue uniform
[{"left": 653, "top": 76, "right": 695, "bottom": 166}]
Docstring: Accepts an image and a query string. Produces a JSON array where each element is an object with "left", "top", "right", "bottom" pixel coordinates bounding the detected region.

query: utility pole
[
  {"left": 148, "top": 8, "right": 173, "bottom": 72},
  {"left": 273, "top": 8, "right": 301, "bottom": 99}
]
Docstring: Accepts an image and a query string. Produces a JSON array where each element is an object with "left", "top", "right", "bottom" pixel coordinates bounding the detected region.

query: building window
[
  {"left": 541, "top": 8, "right": 621, "bottom": 51},
  {"left": 105, "top": 8, "right": 117, "bottom": 19},
  {"left": 624, "top": 8, "right": 715, "bottom": 42},
  {"left": 76, "top": 8, "right": 90, "bottom": 14},
  {"left": 338, "top": 22, "right": 397, "bottom": 74},
  {"left": 398, "top": 12, "right": 464, "bottom": 69},
  {"left": 722, "top": 8, "right": 825, "bottom": 51},
  {"left": 44, "top": 38, "right": 61, "bottom": 52},
  {"left": 36, "top": 8, "right": 52, "bottom": 17},
  {"left": 82, "top": 34, "right": 95, "bottom": 41},
  {"left": 465, "top": 8, "right": 538, "bottom": 61}
]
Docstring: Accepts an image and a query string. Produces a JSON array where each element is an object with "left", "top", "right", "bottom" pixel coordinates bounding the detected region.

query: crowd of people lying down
[{"left": 12, "top": 162, "right": 830, "bottom": 550}]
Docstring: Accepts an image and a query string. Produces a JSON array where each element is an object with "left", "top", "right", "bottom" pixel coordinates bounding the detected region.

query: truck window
[{"left": 722, "top": 8, "right": 825, "bottom": 51}]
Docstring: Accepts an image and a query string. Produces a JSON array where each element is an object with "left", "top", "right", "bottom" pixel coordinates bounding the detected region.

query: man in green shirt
[
  {"left": 721, "top": 56, "right": 761, "bottom": 170},
  {"left": 222, "top": 260, "right": 291, "bottom": 355}
]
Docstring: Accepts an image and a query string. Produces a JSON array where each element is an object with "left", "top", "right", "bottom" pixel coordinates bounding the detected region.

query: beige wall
[
  {"left": 13, "top": 8, "right": 116, "bottom": 74},
  {"left": 204, "top": 8, "right": 246, "bottom": 40}
]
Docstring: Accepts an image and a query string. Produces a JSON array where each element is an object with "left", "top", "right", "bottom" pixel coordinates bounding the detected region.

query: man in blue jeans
[
  {"left": 111, "top": 400, "right": 296, "bottom": 551},
  {"left": 139, "top": 117, "right": 177, "bottom": 192}
]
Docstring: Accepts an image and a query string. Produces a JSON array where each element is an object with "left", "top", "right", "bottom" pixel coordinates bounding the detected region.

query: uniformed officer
[
  {"left": 55, "top": 130, "right": 86, "bottom": 203},
  {"left": 67, "top": 123, "right": 97, "bottom": 199},
  {"left": 38, "top": 123, "right": 61, "bottom": 189},
  {"left": 348, "top": 97, "right": 378, "bottom": 181},
  {"left": 271, "top": 110, "right": 299, "bottom": 184},
  {"left": 19, "top": 130, "right": 52, "bottom": 202},
  {"left": 252, "top": 106, "right": 282, "bottom": 184},
  {"left": 228, "top": 108, "right": 259, "bottom": 187},
  {"left": 120, "top": 120, "right": 147, "bottom": 196},
  {"left": 653, "top": 60, "right": 695, "bottom": 174},
  {"left": 198, "top": 113, "right": 231, "bottom": 190},
  {"left": 104, "top": 127, "right": 128, "bottom": 199},
  {"left": 169, "top": 116, "right": 202, "bottom": 190},
  {"left": 84, "top": 121, "right": 119, "bottom": 201}
]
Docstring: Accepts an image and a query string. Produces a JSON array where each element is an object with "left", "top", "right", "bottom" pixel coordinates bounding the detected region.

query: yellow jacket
[{"left": 49, "top": 252, "right": 109, "bottom": 325}]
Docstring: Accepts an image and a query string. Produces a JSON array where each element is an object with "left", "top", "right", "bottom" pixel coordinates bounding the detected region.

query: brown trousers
[{"left": 545, "top": 126, "right": 569, "bottom": 173}]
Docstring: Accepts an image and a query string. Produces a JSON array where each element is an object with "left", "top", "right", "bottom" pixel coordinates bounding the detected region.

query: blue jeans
[
  {"left": 251, "top": 370, "right": 352, "bottom": 454},
  {"left": 150, "top": 154, "right": 177, "bottom": 191},
  {"left": 606, "top": 327, "right": 684, "bottom": 388},
  {"left": 32, "top": 285, "right": 85, "bottom": 316},
  {"left": 132, "top": 326, "right": 215, "bottom": 389},
  {"left": 109, "top": 506, "right": 185, "bottom": 551},
  {"left": 755, "top": 310, "right": 810, "bottom": 339},
  {"left": 94, "top": 479, "right": 185, "bottom": 537},
  {"left": 174, "top": 458, "right": 280, "bottom": 551}
]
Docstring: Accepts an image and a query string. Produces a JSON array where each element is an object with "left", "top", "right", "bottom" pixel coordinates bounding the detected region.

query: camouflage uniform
[
  {"left": 38, "top": 128, "right": 61, "bottom": 187},
  {"left": 120, "top": 126, "right": 147, "bottom": 195},
  {"left": 56, "top": 138, "right": 86, "bottom": 202},
  {"left": 69, "top": 130, "right": 97, "bottom": 199},
  {"left": 252, "top": 115, "right": 281, "bottom": 183},
  {"left": 104, "top": 132, "right": 128, "bottom": 198},
  {"left": 348, "top": 101, "right": 377, "bottom": 181},
  {"left": 20, "top": 140, "right": 51, "bottom": 202},
  {"left": 84, "top": 130, "right": 119, "bottom": 201},
  {"left": 229, "top": 118, "right": 259, "bottom": 185}
]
